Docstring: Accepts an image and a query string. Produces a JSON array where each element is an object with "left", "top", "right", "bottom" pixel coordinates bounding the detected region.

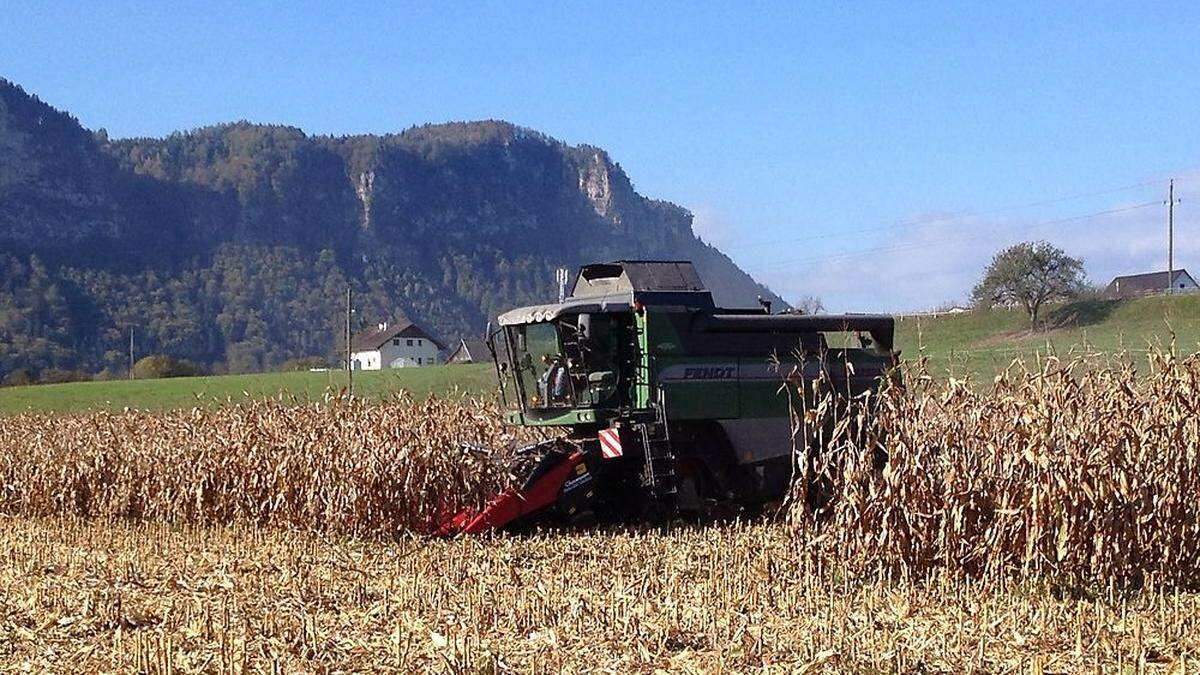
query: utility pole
[
  {"left": 128, "top": 327, "right": 134, "bottom": 380},
  {"left": 345, "top": 286, "right": 353, "bottom": 396},
  {"left": 1167, "top": 179, "right": 1179, "bottom": 294}
]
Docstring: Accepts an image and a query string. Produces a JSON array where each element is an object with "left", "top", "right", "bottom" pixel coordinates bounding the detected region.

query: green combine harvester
[{"left": 440, "top": 260, "right": 897, "bottom": 534}]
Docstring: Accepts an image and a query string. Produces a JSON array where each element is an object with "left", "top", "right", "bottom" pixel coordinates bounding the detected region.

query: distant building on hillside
[
  {"left": 350, "top": 320, "right": 444, "bottom": 370},
  {"left": 1105, "top": 269, "right": 1198, "bottom": 299},
  {"left": 447, "top": 338, "right": 494, "bottom": 364},
  {"left": 896, "top": 306, "right": 970, "bottom": 319}
]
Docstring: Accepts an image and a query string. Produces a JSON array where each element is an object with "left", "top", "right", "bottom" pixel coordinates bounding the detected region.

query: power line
[
  {"left": 753, "top": 200, "right": 1162, "bottom": 272},
  {"left": 760, "top": 200, "right": 1160, "bottom": 270},
  {"left": 724, "top": 173, "right": 1189, "bottom": 251}
]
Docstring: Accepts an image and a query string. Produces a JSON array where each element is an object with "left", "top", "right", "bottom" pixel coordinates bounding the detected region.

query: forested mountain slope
[{"left": 0, "top": 79, "right": 780, "bottom": 375}]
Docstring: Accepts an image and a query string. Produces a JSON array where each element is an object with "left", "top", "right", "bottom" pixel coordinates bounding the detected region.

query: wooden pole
[
  {"left": 346, "top": 286, "right": 353, "bottom": 396},
  {"left": 1167, "top": 179, "right": 1175, "bottom": 294}
]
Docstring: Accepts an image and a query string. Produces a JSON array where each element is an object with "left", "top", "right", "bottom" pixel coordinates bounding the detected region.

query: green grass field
[
  {"left": 0, "top": 364, "right": 496, "bottom": 415},
  {"left": 2, "top": 293, "right": 1197, "bottom": 415},
  {"left": 895, "top": 292, "right": 1200, "bottom": 380}
]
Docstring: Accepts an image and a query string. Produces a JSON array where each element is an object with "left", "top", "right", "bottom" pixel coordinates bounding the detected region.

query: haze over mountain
[{"left": 0, "top": 79, "right": 780, "bottom": 376}]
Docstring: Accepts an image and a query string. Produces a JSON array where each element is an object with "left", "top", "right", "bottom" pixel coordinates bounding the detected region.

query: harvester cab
[{"left": 439, "top": 260, "right": 898, "bottom": 535}]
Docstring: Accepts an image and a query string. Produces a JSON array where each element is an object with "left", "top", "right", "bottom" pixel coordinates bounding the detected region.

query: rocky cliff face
[
  {"left": 0, "top": 79, "right": 780, "bottom": 374},
  {"left": 578, "top": 150, "right": 615, "bottom": 218}
]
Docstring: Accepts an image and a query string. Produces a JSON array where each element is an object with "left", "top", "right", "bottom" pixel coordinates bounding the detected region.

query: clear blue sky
[{"left": 4, "top": 2, "right": 1198, "bottom": 310}]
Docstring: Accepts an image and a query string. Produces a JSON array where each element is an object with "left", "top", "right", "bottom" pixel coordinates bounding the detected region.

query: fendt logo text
[{"left": 682, "top": 366, "right": 735, "bottom": 380}]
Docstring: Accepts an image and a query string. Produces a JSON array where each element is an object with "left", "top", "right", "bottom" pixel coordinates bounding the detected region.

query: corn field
[
  {"left": 0, "top": 394, "right": 541, "bottom": 536},
  {"left": 2, "top": 352, "right": 1199, "bottom": 587},
  {"left": 2, "top": 354, "right": 1200, "bottom": 670},
  {"left": 789, "top": 349, "right": 1200, "bottom": 587}
]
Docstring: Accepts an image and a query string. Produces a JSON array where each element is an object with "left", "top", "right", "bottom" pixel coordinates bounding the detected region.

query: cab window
[{"left": 507, "top": 323, "right": 574, "bottom": 409}]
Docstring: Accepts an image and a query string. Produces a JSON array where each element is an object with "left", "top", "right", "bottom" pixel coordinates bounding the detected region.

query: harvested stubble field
[
  {"left": 3, "top": 518, "right": 1200, "bottom": 673},
  {"left": 1, "top": 353, "right": 1199, "bottom": 671}
]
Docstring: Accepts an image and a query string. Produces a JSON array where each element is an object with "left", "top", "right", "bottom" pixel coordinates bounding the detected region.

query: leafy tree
[
  {"left": 132, "top": 355, "right": 201, "bottom": 379},
  {"left": 972, "top": 241, "right": 1085, "bottom": 327},
  {"left": 280, "top": 356, "right": 329, "bottom": 371},
  {"left": 2, "top": 369, "right": 34, "bottom": 387},
  {"left": 39, "top": 369, "right": 91, "bottom": 384}
]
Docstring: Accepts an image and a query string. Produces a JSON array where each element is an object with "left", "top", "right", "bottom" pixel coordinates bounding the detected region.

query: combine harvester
[{"left": 440, "top": 261, "right": 897, "bottom": 534}]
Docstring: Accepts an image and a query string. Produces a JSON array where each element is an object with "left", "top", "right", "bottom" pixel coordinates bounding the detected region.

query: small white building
[{"left": 350, "top": 320, "right": 444, "bottom": 370}]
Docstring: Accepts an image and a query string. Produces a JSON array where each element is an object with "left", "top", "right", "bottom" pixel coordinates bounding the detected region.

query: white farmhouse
[{"left": 350, "top": 320, "right": 444, "bottom": 370}]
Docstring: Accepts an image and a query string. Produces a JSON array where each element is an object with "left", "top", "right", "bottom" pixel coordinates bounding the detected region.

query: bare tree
[
  {"left": 971, "top": 241, "right": 1085, "bottom": 327},
  {"left": 795, "top": 295, "right": 825, "bottom": 315}
]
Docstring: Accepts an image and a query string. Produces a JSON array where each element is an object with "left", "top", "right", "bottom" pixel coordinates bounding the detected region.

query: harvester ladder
[{"left": 637, "top": 388, "right": 677, "bottom": 507}]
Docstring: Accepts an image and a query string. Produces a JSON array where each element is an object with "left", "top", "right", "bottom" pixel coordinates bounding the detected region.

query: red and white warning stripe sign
[{"left": 598, "top": 427, "right": 623, "bottom": 459}]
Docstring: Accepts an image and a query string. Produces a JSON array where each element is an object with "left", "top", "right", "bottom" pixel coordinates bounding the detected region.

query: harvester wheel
[{"left": 669, "top": 422, "right": 749, "bottom": 518}]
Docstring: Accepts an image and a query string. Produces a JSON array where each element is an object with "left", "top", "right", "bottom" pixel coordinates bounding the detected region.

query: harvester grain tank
[{"left": 439, "top": 261, "right": 897, "bottom": 534}]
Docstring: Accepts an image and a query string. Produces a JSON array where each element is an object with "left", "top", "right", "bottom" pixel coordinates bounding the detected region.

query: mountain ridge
[{"left": 0, "top": 79, "right": 781, "bottom": 376}]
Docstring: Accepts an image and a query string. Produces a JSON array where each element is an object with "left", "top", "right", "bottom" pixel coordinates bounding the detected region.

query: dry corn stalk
[
  {"left": 789, "top": 349, "right": 1200, "bottom": 587},
  {"left": 0, "top": 392, "right": 542, "bottom": 536}
]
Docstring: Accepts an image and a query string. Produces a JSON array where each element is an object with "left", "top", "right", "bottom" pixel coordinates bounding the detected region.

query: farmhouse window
[
  {"left": 393, "top": 338, "right": 400, "bottom": 346},
  {"left": 407, "top": 339, "right": 414, "bottom": 346}
]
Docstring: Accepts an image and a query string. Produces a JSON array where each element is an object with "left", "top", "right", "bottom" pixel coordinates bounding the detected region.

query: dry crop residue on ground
[{"left": 2, "top": 518, "right": 1198, "bottom": 673}]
